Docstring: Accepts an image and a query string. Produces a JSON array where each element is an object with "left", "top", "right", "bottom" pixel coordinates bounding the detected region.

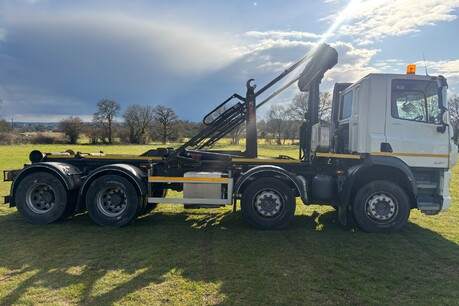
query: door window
[
  {"left": 391, "top": 80, "right": 440, "bottom": 124},
  {"left": 340, "top": 91, "right": 353, "bottom": 120}
]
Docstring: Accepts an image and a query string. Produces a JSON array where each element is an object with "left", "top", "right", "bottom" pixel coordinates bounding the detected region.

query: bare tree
[
  {"left": 59, "top": 116, "right": 84, "bottom": 144},
  {"left": 154, "top": 105, "right": 178, "bottom": 144},
  {"left": 123, "top": 104, "right": 155, "bottom": 144},
  {"left": 287, "top": 92, "right": 332, "bottom": 123},
  {"left": 93, "top": 99, "right": 120, "bottom": 144},
  {"left": 266, "top": 104, "right": 289, "bottom": 145},
  {"left": 229, "top": 124, "right": 245, "bottom": 145},
  {"left": 83, "top": 124, "right": 100, "bottom": 144},
  {"left": 449, "top": 94, "right": 459, "bottom": 143}
]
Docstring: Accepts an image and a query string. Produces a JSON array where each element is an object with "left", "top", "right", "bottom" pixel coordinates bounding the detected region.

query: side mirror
[{"left": 437, "top": 111, "right": 449, "bottom": 133}]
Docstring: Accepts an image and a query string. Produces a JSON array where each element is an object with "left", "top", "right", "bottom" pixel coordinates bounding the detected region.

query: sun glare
[{"left": 319, "top": 0, "right": 363, "bottom": 43}]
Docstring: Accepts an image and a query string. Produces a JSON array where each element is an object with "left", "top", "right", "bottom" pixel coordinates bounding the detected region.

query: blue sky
[{"left": 1, "top": 0, "right": 459, "bottom": 122}]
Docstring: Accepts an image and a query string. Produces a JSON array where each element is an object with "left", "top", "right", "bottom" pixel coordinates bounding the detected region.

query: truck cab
[{"left": 328, "top": 70, "right": 458, "bottom": 218}]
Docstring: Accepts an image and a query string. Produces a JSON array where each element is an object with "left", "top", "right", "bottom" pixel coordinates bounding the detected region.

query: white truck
[{"left": 3, "top": 44, "right": 457, "bottom": 233}]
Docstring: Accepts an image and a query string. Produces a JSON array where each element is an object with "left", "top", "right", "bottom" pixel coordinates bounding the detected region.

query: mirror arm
[{"left": 437, "top": 123, "right": 447, "bottom": 133}]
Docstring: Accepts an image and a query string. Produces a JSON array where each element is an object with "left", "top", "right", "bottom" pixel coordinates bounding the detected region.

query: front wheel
[
  {"left": 86, "top": 175, "right": 141, "bottom": 227},
  {"left": 241, "top": 177, "right": 296, "bottom": 230},
  {"left": 353, "top": 180, "right": 410, "bottom": 233}
]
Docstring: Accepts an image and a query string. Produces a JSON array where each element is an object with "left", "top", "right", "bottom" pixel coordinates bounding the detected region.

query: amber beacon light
[{"left": 406, "top": 64, "right": 416, "bottom": 75}]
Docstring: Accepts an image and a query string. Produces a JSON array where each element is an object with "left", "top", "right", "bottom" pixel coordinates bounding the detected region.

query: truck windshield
[{"left": 391, "top": 79, "right": 440, "bottom": 124}]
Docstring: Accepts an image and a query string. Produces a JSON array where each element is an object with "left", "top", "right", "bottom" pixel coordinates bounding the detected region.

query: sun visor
[{"left": 297, "top": 44, "right": 338, "bottom": 92}]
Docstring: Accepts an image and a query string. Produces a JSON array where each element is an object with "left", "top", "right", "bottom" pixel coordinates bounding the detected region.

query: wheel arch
[
  {"left": 10, "top": 162, "right": 82, "bottom": 207},
  {"left": 234, "top": 165, "right": 306, "bottom": 202},
  {"left": 78, "top": 164, "right": 147, "bottom": 211},
  {"left": 341, "top": 156, "right": 417, "bottom": 208}
]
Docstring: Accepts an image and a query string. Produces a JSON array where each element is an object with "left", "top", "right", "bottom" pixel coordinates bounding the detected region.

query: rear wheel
[
  {"left": 86, "top": 175, "right": 141, "bottom": 227},
  {"left": 241, "top": 177, "right": 296, "bottom": 230},
  {"left": 353, "top": 180, "right": 410, "bottom": 233},
  {"left": 15, "top": 172, "right": 70, "bottom": 224}
]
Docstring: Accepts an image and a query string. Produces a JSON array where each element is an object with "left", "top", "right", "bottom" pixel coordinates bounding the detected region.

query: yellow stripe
[
  {"left": 231, "top": 158, "right": 300, "bottom": 163},
  {"left": 84, "top": 155, "right": 162, "bottom": 161},
  {"left": 315, "top": 152, "right": 362, "bottom": 159},
  {"left": 149, "top": 176, "right": 229, "bottom": 183},
  {"left": 371, "top": 152, "right": 448, "bottom": 158},
  {"left": 47, "top": 155, "right": 162, "bottom": 161}
]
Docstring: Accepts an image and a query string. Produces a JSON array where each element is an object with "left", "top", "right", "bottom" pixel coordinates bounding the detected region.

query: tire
[
  {"left": 15, "top": 172, "right": 70, "bottom": 225},
  {"left": 86, "top": 175, "right": 141, "bottom": 227},
  {"left": 241, "top": 177, "right": 296, "bottom": 230},
  {"left": 353, "top": 180, "right": 410, "bottom": 233}
]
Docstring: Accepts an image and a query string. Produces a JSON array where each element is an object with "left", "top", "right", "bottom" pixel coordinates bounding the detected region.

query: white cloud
[
  {"left": 245, "top": 30, "right": 322, "bottom": 40},
  {"left": 324, "top": 41, "right": 379, "bottom": 84},
  {"left": 0, "top": 29, "right": 5, "bottom": 41},
  {"left": 419, "top": 59, "right": 459, "bottom": 78},
  {"left": 324, "top": 0, "right": 459, "bottom": 45},
  {"left": 415, "top": 59, "right": 459, "bottom": 93},
  {"left": 231, "top": 32, "right": 381, "bottom": 100},
  {"left": 20, "top": 0, "right": 46, "bottom": 3}
]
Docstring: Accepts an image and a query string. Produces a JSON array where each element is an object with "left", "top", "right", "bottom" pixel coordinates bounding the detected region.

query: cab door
[{"left": 384, "top": 77, "right": 449, "bottom": 168}]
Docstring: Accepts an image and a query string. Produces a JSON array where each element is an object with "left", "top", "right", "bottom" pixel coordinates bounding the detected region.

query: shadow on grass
[{"left": 0, "top": 208, "right": 458, "bottom": 305}]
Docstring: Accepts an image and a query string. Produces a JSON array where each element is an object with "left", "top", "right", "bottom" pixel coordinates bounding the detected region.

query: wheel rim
[
  {"left": 365, "top": 192, "right": 398, "bottom": 223},
  {"left": 253, "top": 189, "right": 283, "bottom": 218},
  {"left": 96, "top": 186, "right": 128, "bottom": 217},
  {"left": 26, "top": 183, "right": 56, "bottom": 214}
]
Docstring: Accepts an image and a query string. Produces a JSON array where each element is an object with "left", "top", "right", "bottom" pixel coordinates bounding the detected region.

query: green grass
[{"left": 0, "top": 144, "right": 458, "bottom": 305}]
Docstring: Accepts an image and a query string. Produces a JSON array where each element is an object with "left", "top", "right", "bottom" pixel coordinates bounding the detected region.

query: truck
[{"left": 3, "top": 43, "right": 457, "bottom": 233}]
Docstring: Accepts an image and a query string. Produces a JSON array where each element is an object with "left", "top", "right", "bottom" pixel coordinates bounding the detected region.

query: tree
[
  {"left": 59, "top": 116, "right": 84, "bottom": 144},
  {"left": 178, "top": 120, "right": 204, "bottom": 139},
  {"left": 154, "top": 105, "right": 178, "bottom": 144},
  {"left": 0, "top": 98, "right": 9, "bottom": 133},
  {"left": 0, "top": 119, "right": 11, "bottom": 133},
  {"left": 83, "top": 124, "right": 100, "bottom": 144},
  {"left": 287, "top": 92, "right": 332, "bottom": 124},
  {"left": 123, "top": 104, "right": 155, "bottom": 144},
  {"left": 93, "top": 99, "right": 120, "bottom": 144},
  {"left": 229, "top": 124, "right": 245, "bottom": 145},
  {"left": 449, "top": 94, "right": 459, "bottom": 143},
  {"left": 266, "top": 104, "right": 288, "bottom": 145}
]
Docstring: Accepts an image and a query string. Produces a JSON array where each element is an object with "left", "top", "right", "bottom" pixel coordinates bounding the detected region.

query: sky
[{"left": 1, "top": 0, "right": 459, "bottom": 122}]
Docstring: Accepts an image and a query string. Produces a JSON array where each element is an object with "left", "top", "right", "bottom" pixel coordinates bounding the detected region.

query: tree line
[{"left": 59, "top": 99, "right": 200, "bottom": 145}]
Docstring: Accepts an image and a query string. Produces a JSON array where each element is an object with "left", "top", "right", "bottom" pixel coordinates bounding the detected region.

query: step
[
  {"left": 416, "top": 181, "right": 438, "bottom": 189},
  {"left": 417, "top": 202, "right": 441, "bottom": 211}
]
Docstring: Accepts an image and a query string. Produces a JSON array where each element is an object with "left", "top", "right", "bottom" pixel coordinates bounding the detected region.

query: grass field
[{"left": 1, "top": 144, "right": 459, "bottom": 305}]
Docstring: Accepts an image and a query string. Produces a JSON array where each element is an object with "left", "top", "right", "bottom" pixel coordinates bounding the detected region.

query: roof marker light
[{"left": 406, "top": 64, "right": 416, "bottom": 75}]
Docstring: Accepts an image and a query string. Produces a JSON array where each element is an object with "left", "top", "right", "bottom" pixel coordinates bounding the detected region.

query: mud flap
[{"left": 338, "top": 205, "right": 348, "bottom": 226}]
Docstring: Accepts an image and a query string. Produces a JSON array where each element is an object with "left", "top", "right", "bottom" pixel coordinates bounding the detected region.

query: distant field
[{"left": 0, "top": 144, "right": 458, "bottom": 305}]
